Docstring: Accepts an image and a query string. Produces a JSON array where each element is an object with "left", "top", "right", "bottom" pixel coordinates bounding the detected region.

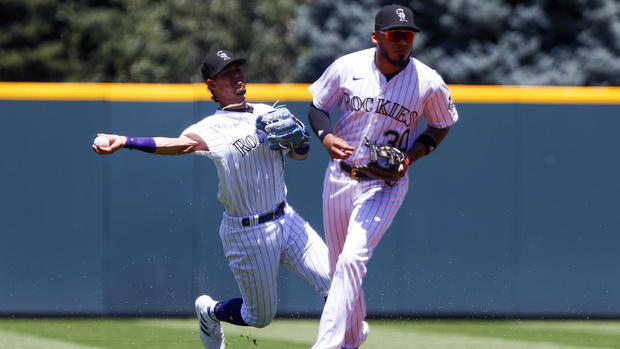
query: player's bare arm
[
  {"left": 92, "top": 133, "right": 207, "bottom": 155},
  {"left": 407, "top": 126, "right": 450, "bottom": 163},
  {"left": 154, "top": 133, "right": 207, "bottom": 155}
]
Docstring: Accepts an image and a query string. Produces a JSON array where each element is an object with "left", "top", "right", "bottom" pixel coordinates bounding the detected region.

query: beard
[
  {"left": 377, "top": 42, "right": 410, "bottom": 67},
  {"left": 234, "top": 87, "right": 247, "bottom": 97}
]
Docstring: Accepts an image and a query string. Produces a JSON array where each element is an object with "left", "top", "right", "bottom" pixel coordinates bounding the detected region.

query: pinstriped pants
[
  {"left": 313, "top": 160, "right": 408, "bottom": 349},
  {"left": 220, "top": 204, "right": 330, "bottom": 328}
]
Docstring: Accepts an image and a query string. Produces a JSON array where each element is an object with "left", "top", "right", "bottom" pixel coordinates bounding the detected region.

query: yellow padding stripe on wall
[
  {"left": 0, "top": 82, "right": 618, "bottom": 104},
  {"left": 449, "top": 85, "right": 620, "bottom": 104},
  {"left": 0, "top": 82, "right": 311, "bottom": 102},
  {"left": 0, "top": 83, "right": 208, "bottom": 102}
]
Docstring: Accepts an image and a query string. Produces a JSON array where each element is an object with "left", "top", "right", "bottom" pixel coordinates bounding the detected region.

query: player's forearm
[
  {"left": 406, "top": 142, "right": 429, "bottom": 163},
  {"left": 308, "top": 103, "right": 333, "bottom": 141},
  {"left": 121, "top": 136, "right": 199, "bottom": 155},
  {"left": 426, "top": 126, "right": 450, "bottom": 145},
  {"left": 152, "top": 136, "right": 199, "bottom": 155},
  {"left": 407, "top": 126, "right": 450, "bottom": 162}
]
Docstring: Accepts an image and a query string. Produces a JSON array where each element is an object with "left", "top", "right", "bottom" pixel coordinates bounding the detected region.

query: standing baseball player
[
  {"left": 92, "top": 49, "right": 330, "bottom": 349},
  {"left": 307, "top": 5, "right": 459, "bottom": 349}
]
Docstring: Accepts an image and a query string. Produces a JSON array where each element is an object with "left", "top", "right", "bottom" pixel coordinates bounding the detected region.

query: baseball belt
[
  {"left": 241, "top": 201, "right": 286, "bottom": 227},
  {"left": 339, "top": 161, "right": 372, "bottom": 180}
]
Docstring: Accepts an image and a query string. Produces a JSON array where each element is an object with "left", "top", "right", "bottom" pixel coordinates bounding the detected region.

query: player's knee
[
  {"left": 245, "top": 313, "right": 274, "bottom": 328},
  {"left": 243, "top": 305, "right": 276, "bottom": 328},
  {"left": 251, "top": 317, "right": 273, "bottom": 328}
]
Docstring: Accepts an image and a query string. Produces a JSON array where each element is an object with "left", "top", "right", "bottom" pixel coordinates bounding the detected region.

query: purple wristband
[
  {"left": 293, "top": 144, "right": 310, "bottom": 155},
  {"left": 124, "top": 137, "right": 156, "bottom": 153}
]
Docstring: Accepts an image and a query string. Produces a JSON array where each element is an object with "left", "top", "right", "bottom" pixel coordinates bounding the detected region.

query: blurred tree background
[{"left": 1, "top": 0, "right": 618, "bottom": 85}]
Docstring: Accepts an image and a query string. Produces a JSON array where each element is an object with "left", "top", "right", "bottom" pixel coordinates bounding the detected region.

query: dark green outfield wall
[{"left": 1, "top": 100, "right": 619, "bottom": 317}]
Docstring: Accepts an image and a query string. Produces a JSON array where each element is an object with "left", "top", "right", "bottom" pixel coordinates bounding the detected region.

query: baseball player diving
[
  {"left": 92, "top": 49, "right": 330, "bottom": 349},
  {"left": 307, "top": 5, "right": 459, "bottom": 349}
]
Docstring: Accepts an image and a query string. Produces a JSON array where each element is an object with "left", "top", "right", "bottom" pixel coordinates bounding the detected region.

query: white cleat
[{"left": 195, "top": 295, "right": 226, "bottom": 349}]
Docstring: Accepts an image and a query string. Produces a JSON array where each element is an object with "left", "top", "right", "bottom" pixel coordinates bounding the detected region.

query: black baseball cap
[
  {"left": 200, "top": 50, "right": 246, "bottom": 81},
  {"left": 374, "top": 4, "right": 421, "bottom": 32}
]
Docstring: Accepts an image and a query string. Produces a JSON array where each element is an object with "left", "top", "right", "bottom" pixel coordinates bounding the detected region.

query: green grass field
[{"left": 1, "top": 317, "right": 619, "bottom": 349}]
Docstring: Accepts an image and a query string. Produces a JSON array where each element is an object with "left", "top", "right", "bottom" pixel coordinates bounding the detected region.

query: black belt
[
  {"left": 241, "top": 202, "right": 285, "bottom": 227},
  {"left": 339, "top": 161, "right": 372, "bottom": 180}
]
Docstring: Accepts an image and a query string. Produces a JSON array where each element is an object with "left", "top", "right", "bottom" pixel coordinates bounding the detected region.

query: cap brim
[
  {"left": 381, "top": 25, "right": 422, "bottom": 32},
  {"left": 211, "top": 58, "right": 247, "bottom": 78}
]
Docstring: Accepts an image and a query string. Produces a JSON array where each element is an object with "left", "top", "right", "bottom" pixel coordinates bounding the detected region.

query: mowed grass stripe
[
  {"left": 393, "top": 320, "right": 620, "bottom": 349},
  {"left": 231, "top": 320, "right": 601, "bottom": 349},
  {"left": 1, "top": 318, "right": 619, "bottom": 348},
  {"left": 365, "top": 326, "right": 596, "bottom": 349},
  {"left": 144, "top": 318, "right": 616, "bottom": 349},
  {"left": 513, "top": 320, "right": 620, "bottom": 334},
  {"left": 0, "top": 328, "right": 104, "bottom": 349},
  {"left": 0, "top": 319, "right": 199, "bottom": 348},
  {"left": 136, "top": 318, "right": 317, "bottom": 347}
]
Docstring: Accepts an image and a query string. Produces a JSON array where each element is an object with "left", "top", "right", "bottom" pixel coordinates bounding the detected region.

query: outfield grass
[{"left": 0, "top": 317, "right": 619, "bottom": 349}]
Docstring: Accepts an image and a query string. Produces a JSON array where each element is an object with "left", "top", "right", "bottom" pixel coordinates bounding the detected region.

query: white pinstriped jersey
[
  {"left": 309, "top": 47, "right": 459, "bottom": 167},
  {"left": 181, "top": 103, "right": 286, "bottom": 217}
]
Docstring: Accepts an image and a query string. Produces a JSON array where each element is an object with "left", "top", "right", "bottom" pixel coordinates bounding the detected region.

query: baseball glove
[
  {"left": 256, "top": 107, "right": 310, "bottom": 150},
  {"left": 355, "top": 139, "right": 409, "bottom": 182}
]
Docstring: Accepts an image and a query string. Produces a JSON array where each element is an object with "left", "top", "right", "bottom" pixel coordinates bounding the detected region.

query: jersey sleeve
[
  {"left": 180, "top": 123, "right": 210, "bottom": 157},
  {"left": 423, "top": 72, "right": 459, "bottom": 129},
  {"left": 308, "top": 59, "right": 343, "bottom": 113}
]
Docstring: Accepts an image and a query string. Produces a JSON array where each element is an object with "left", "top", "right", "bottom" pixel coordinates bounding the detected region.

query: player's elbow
[{"left": 181, "top": 134, "right": 208, "bottom": 153}]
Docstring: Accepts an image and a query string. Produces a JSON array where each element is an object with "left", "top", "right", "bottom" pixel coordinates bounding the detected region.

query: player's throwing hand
[{"left": 92, "top": 134, "right": 126, "bottom": 154}]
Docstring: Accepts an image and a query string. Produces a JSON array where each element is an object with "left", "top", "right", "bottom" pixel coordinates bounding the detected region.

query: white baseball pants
[
  {"left": 313, "top": 161, "right": 408, "bottom": 349},
  {"left": 220, "top": 204, "right": 330, "bottom": 328}
]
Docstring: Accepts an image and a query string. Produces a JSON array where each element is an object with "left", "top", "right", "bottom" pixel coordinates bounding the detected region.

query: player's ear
[
  {"left": 206, "top": 78, "right": 216, "bottom": 90},
  {"left": 371, "top": 31, "right": 379, "bottom": 44}
]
